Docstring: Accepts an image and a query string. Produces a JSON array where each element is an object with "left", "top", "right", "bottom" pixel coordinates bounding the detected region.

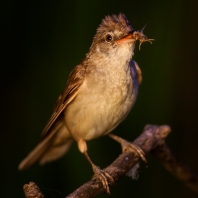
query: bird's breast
[{"left": 64, "top": 62, "right": 138, "bottom": 141}]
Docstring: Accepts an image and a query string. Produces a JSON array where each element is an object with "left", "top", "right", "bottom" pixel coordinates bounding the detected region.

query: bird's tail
[{"left": 18, "top": 121, "right": 73, "bottom": 170}]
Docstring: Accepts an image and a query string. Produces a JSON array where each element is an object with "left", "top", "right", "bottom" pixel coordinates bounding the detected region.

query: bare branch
[
  {"left": 23, "top": 182, "right": 44, "bottom": 198},
  {"left": 23, "top": 125, "right": 198, "bottom": 198},
  {"left": 152, "top": 143, "right": 198, "bottom": 194},
  {"left": 66, "top": 124, "right": 171, "bottom": 198}
]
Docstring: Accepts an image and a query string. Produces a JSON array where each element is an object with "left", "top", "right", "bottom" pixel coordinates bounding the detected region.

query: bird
[{"left": 19, "top": 13, "right": 153, "bottom": 194}]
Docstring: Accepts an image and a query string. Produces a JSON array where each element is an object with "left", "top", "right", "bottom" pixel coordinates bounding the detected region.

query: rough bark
[{"left": 23, "top": 125, "right": 198, "bottom": 198}]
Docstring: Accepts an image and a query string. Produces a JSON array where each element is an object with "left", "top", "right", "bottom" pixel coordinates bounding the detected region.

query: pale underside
[{"left": 64, "top": 44, "right": 138, "bottom": 142}]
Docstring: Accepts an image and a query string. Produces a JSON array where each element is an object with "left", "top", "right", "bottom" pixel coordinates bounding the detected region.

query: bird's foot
[
  {"left": 92, "top": 164, "right": 114, "bottom": 194},
  {"left": 109, "top": 134, "right": 147, "bottom": 163}
]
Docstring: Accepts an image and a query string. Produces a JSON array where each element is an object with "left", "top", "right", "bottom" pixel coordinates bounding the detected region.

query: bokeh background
[{"left": 1, "top": 0, "right": 198, "bottom": 197}]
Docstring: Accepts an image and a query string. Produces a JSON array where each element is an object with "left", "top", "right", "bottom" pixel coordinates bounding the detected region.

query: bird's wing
[
  {"left": 40, "top": 63, "right": 86, "bottom": 140},
  {"left": 131, "top": 60, "right": 142, "bottom": 85}
]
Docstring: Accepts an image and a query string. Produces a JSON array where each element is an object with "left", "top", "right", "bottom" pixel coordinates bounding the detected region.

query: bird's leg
[
  {"left": 108, "top": 134, "right": 147, "bottom": 163},
  {"left": 78, "top": 139, "right": 114, "bottom": 194},
  {"left": 83, "top": 152, "right": 114, "bottom": 194}
]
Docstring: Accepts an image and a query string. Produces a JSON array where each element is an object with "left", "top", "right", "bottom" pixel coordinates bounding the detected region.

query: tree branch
[
  {"left": 23, "top": 125, "right": 198, "bottom": 198},
  {"left": 66, "top": 124, "right": 171, "bottom": 198},
  {"left": 23, "top": 181, "right": 44, "bottom": 198},
  {"left": 152, "top": 143, "right": 198, "bottom": 194}
]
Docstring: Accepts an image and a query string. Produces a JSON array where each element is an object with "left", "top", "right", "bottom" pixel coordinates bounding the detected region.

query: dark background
[{"left": 1, "top": 0, "right": 198, "bottom": 197}]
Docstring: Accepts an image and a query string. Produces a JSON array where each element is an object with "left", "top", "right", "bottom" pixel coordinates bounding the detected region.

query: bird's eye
[{"left": 105, "top": 34, "right": 113, "bottom": 42}]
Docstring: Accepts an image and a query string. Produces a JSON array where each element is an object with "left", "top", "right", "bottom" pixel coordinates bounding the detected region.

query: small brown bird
[{"left": 19, "top": 13, "right": 153, "bottom": 193}]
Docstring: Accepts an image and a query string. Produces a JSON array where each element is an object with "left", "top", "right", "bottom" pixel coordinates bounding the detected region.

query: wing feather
[{"left": 41, "top": 63, "right": 86, "bottom": 140}]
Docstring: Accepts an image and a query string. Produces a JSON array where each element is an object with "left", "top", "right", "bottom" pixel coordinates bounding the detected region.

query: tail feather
[
  {"left": 18, "top": 121, "right": 72, "bottom": 170},
  {"left": 39, "top": 137, "right": 73, "bottom": 165}
]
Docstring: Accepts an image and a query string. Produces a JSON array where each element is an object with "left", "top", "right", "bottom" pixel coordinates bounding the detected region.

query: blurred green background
[{"left": 1, "top": 0, "right": 198, "bottom": 197}]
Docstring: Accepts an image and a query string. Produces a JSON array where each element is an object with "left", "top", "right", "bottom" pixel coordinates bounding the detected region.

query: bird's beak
[
  {"left": 115, "top": 31, "right": 154, "bottom": 49},
  {"left": 115, "top": 33, "right": 135, "bottom": 44}
]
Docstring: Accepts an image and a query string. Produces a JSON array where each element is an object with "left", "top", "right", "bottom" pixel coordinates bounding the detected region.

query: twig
[
  {"left": 66, "top": 124, "right": 171, "bottom": 198},
  {"left": 152, "top": 143, "right": 198, "bottom": 194},
  {"left": 23, "top": 182, "right": 44, "bottom": 198},
  {"left": 23, "top": 125, "right": 198, "bottom": 198}
]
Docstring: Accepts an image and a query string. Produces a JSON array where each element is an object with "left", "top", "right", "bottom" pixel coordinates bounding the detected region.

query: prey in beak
[
  {"left": 133, "top": 23, "right": 154, "bottom": 50},
  {"left": 116, "top": 23, "right": 154, "bottom": 50}
]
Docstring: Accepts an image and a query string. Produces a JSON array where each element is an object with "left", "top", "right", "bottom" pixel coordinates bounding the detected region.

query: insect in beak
[{"left": 133, "top": 22, "right": 154, "bottom": 50}]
